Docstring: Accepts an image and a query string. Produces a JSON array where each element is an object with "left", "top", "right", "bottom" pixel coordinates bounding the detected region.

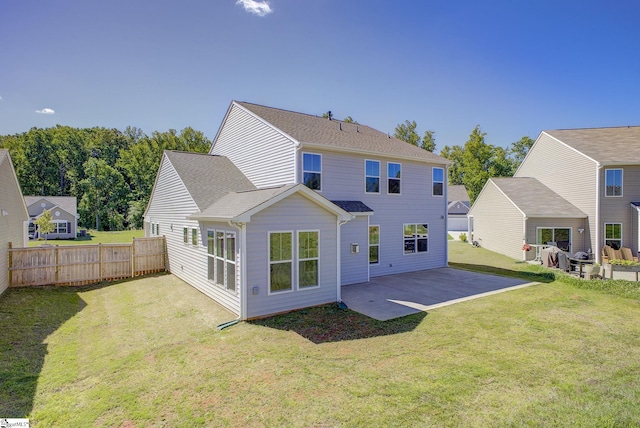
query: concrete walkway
[{"left": 341, "top": 267, "right": 536, "bottom": 321}]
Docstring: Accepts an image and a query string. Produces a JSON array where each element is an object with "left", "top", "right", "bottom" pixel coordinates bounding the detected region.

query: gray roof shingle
[
  {"left": 544, "top": 126, "right": 640, "bottom": 165},
  {"left": 448, "top": 185, "right": 470, "bottom": 203},
  {"left": 24, "top": 196, "right": 77, "bottom": 216},
  {"left": 330, "top": 200, "right": 374, "bottom": 213},
  {"left": 490, "top": 177, "right": 587, "bottom": 218},
  {"left": 165, "top": 151, "right": 256, "bottom": 211},
  {"left": 194, "top": 184, "right": 297, "bottom": 219},
  {"left": 236, "top": 101, "right": 451, "bottom": 165}
]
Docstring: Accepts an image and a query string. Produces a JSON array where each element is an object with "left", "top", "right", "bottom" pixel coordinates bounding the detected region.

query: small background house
[
  {"left": 447, "top": 185, "right": 470, "bottom": 239},
  {"left": 24, "top": 196, "right": 78, "bottom": 240},
  {"left": 0, "top": 149, "right": 29, "bottom": 294}
]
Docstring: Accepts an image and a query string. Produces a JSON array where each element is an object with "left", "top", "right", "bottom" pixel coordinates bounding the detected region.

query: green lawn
[
  {"left": 28, "top": 229, "right": 144, "bottom": 247},
  {"left": 1, "top": 243, "right": 639, "bottom": 426}
]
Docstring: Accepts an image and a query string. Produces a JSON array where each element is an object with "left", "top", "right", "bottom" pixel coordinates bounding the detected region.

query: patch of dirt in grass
[{"left": 251, "top": 304, "right": 426, "bottom": 344}]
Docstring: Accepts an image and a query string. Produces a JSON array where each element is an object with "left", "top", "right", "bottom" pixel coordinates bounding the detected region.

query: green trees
[
  {"left": 0, "top": 126, "right": 211, "bottom": 231},
  {"left": 393, "top": 120, "right": 436, "bottom": 152},
  {"left": 34, "top": 209, "right": 55, "bottom": 241},
  {"left": 440, "top": 126, "right": 535, "bottom": 204}
]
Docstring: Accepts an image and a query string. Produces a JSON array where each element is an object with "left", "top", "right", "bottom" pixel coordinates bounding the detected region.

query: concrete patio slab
[{"left": 340, "top": 267, "right": 536, "bottom": 321}]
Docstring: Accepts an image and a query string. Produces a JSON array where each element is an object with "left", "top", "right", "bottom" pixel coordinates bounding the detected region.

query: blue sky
[{"left": 1, "top": 0, "right": 639, "bottom": 150}]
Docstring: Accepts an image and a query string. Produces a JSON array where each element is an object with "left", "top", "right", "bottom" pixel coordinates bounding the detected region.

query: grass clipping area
[{"left": 0, "top": 246, "right": 639, "bottom": 426}]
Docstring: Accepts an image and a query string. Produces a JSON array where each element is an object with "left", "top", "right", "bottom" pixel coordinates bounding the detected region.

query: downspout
[
  {"left": 595, "top": 163, "right": 602, "bottom": 263},
  {"left": 522, "top": 217, "right": 528, "bottom": 261},
  {"left": 336, "top": 218, "right": 349, "bottom": 303},
  {"left": 444, "top": 165, "right": 449, "bottom": 266}
]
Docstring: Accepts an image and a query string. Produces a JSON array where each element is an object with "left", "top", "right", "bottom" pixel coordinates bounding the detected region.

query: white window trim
[
  {"left": 369, "top": 225, "right": 380, "bottom": 265},
  {"left": 604, "top": 223, "right": 623, "bottom": 249},
  {"left": 387, "top": 162, "right": 402, "bottom": 195},
  {"left": 207, "top": 229, "right": 237, "bottom": 293},
  {"left": 605, "top": 168, "right": 623, "bottom": 197},
  {"left": 365, "top": 159, "right": 381, "bottom": 194},
  {"left": 297, "top": 230, "right": 320, "bottom": 290},
  {"left": 403, "top": 223, "right": 429, "bottom": 255},
  {"left": 302, "top": 152, "right": 322, "bottom": 192},
  {"left": 191, "top": 228, "right": 198, "bottom": 246},
  {"left": 535, "top": 227, "right": 572, "bottom": 251},
  {"left": 432, "top": 167, "right": 444, "bottom": 197},
  {"left": 268, "top": 230, "right": 295, "bottom": 295}
]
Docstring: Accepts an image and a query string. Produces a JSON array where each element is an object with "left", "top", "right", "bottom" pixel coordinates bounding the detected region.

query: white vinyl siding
[
  {"left": 145, "top": 155, "right": 241, "bottom": 314},
  {"left": 316, "top": 151, "right": 448, "bottom": 277},
  {"left": 0, "top": 153, "right": 29, "bottom": 294},
  {"left": 245, "top": 193, "right": 339, "bottom": 319},
  {"left": 210, "top": 103, "right": 296, "bottom": 188},
  {"left": 469, "top": 181, "right": 525, "bottom": 260},
  {"left": 516, "top": 132, "right": 598, "bottom": 257}
]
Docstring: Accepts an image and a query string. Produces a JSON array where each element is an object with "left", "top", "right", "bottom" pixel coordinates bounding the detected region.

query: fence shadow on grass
[
  {"left": 251, "top": 303, "right": 427, "bottom": 344},
  {"left": 448, "top": 262, "right": 556, "bottom": 283},
  {"left": 0, "top": 286, "right": 88, "bottom": 417}
]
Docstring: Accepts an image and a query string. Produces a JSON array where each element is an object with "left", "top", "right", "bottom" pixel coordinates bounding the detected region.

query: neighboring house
[
  {"left": 469, "top": 126, "right": 640, "bottom": 262},
  {"left": 145, "top": 101, "right": 451, "bottom": 319},
  {"left": 447, "top": 185, "right": 470, "bottom": 232},
  {"left": 24, "top": 196, "right": 78, "bottom": 240},
  {"left": 0, "top": 149, "right": 29, "bottom": 294}
]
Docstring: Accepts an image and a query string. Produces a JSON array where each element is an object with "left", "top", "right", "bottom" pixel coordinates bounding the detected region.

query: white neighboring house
[
  {"left": 145, "top": 101, "right": 451, "bottom": 319},
  {"left": 24, "top": 196, "right": 78, "bottom": 240},
  {"left": 447, "top": 185, "right": 470, "bottom": 234},
  {"left": 0, "top": 150, "right": 29, "bottom": 294}
]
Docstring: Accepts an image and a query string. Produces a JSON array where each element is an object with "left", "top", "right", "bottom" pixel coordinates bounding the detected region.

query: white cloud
[
  {"left": 236, "top": 0, "right": 272, "bottom": 17},
  {"left": 35, "top": 108, "right": 55, "bottom": 114}
]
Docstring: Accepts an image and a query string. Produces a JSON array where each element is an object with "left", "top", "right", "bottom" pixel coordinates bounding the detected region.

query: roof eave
[{"left": 299, "top": 142, "right": 452, "bottom": 165}]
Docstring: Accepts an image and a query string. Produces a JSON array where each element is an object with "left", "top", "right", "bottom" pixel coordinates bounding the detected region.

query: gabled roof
[
  {"left": 164, "top": 151, "right": 256, "bottom": 211},
  {"left": 544, "top": 126, "right": 640, "bottom": 165},
  {"left": 188, "top": 183, "right": 352, "bottom": 223},
  {"left": 486, "top": 177, "right": 587, "bottom": 218},
  {"left": 448, "top": 185, "right": 470, "bottom": 203},
  {"left": 24, "top": 196, "right": 77, "bottom": 216},
  {"left": 234, "top": 101, "right": 451, "bottom": 165}
]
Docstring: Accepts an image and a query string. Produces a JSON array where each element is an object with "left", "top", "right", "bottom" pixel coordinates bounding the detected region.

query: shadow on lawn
[
  {"left": 251, "top": 304, "right": 427, "bottom": 344},
  {"left": 0, "top": 282, "right": 116, "bottom": 417},
  {"left": 449, "top": 262, "right": 556, "bottom": 283}
]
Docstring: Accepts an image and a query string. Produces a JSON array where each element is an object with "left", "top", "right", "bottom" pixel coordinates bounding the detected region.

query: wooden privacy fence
[{"left": 8, "top": 237, "right": 166, "bottom": 287}]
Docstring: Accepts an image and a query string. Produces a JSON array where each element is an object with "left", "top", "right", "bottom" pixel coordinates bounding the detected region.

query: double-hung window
[
  {"left": 605, "top": 169, "right": 623, "bottom": 197},
  {"left": 365, "top": 160, "right": 380, "bottom": 193},
  {"left": 298, "top": 231, "right": 319, "bottom": 288},
  {"left": 433, "top": 167, "right": 444, "bottom": 196},
  {"left": 369, "top": 225, "right": 380, "bottom": 264},
  {"left": 388, "top": 162, "right": 401, "bottom": 194},
  {"left": 183, "top": 227, "right": 188, "bottom": 244},
  {"left": 269, "top": 232, "right": 293, "bottom": 292},
  {"left": 403, "top": 224, "right": 428, "bottom": 254},
  {"left": 191, "top": 228, "right": 197, "bottom": 245},
  {"left": 605, "top": 223, "right": 622, "bottom": 250},
  {"left": 303, "top": 153, "right": 322, "bottom": 191}
]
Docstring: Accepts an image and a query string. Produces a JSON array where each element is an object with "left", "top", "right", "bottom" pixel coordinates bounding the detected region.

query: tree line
[
  {"left": 0, "top": 125, "right": 210, "bottom": 231},
  {"left": 393, "top": 120, "right": 534, "bottom": 203}
]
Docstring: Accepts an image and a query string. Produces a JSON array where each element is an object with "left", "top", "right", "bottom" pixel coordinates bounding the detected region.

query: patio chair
[{"left": 620, "top": 247, "right": 638, "bottom": 262}]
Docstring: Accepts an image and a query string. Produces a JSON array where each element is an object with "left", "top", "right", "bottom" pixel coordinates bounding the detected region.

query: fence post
[
  {"left": 8, "top": 242, "right": 12, "bottom": 287},
  {"left": 99, "top": 243, "right": 103, "bottom": 281},
  {"left": 55, "top": 245, "right": 59, "bottom": 284},
  {"left": 131, "top": 237, "right": 136, "bottom": 278}
]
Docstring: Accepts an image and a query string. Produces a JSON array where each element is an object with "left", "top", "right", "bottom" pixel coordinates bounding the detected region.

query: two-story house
[
  {"left": 469, "top": 126, "right": 640, "bottom": 262},
  {"left": 145, "top": 101, "right": 451, "bottom": 319},
  {"left": 0, "top": 149, "right": 29, "bottom": 294}
]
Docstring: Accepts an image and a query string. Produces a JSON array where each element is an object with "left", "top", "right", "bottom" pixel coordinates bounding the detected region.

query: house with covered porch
[{"left": 469, "top": 126, "right": 640, "bottom": 263}]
